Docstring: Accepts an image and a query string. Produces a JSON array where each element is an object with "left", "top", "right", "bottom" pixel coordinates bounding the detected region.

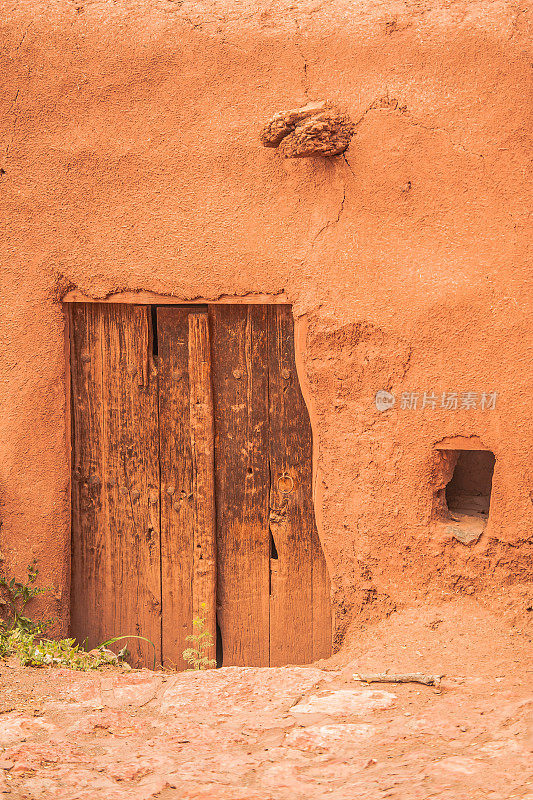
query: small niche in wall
[
  {"left": 446, "top": 450, "right": 495, "bottom": 518},
  {"left": 435, "top": 447, "right": 495, "bottom": 544}
]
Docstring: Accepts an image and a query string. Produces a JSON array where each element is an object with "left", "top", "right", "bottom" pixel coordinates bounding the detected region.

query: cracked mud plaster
[{"left": 260, "top": 101, "right": 354, "bottom": 157}]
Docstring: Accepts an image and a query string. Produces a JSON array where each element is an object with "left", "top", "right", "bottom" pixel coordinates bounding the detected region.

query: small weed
[
  {"left": 100, "top": 635, "right": 157, "bottom": 670},
  {"left": 183, "top": 602, "right": 216, "bottom": 670},
  {"left": 0, "top": 559, "right": 50, "bottom": 634}
]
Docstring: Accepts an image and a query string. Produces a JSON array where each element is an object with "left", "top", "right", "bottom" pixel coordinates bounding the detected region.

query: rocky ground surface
[{"left": 0, "top": 600, "right": 531, "bottom": 800}]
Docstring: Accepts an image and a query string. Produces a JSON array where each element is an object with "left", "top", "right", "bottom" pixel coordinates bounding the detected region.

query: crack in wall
[
  {"left": 509, "top": 0, "right": 530, "bottom": 40},
  {"left": 16, "top": 21, "right": 33, "bottom": 50},
  {"left": 404, "top": 115, "right": 485, "bottom": 160},
  {"left": 399, "top": 344, "right": 413, "bottom": 381},
  {"left": 309, "top": 142, "right": 359, "bottom": 253},
  {"left": 353, "top": 96, "right": 384, "bottom": 129},
  {"left": 311, "top": 186, "right": 346, "bottom": 245},
  {"left": 342, "top": 152, "right": 355, "bottom": 175},
  {"left": 294, "top": 21, "right": 311, "bottom": 101},
  {"left": 299, "top": 149, "right": 357, "bottom": 267},
  {"left": 4, "top": 88, "right": 21, "bottom": 162},
  {"left": 165, "top": 4, "right": 257, "bottom": 40},
  {"left": 4, "top": 21, "right": 34, "bottom": 166},
  {"left": 357, "top": 92, "right": 485, "bottom": 160}
]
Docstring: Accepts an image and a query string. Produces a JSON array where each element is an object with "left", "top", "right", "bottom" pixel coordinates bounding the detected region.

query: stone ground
[{"left": 0, "top": 600, "right": 532, "bottom": 800}]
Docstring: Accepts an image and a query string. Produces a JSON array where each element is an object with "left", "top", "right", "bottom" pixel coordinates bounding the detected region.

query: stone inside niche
[
  {"left": 260, "top": 101, "right": 354, "bottom": 158},
  {"left": 433, "top": 448, "right": 495, "bottom": 545},
  {"left": 446, "top": 520, "right": 486, "bottom": 546}
]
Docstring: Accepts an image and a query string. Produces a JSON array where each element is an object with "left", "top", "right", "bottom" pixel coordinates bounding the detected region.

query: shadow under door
[{"left": 70, "top": 303, "right": 331, "bottom": 668}]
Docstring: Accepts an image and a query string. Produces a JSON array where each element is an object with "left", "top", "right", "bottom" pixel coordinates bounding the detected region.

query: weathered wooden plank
[
  {"left": 267, "top": 305, "right": 312, "bottom": 665},
  {"left": 70, "top": 304, "right": 162, "bottom": 667},
  {"left": 188, "top": 313, "right": 217, "bottom": 664},
  {"left": 99, "top": 304, "right": 162, "bottom": 667},
  {"left": 158, "top": 307, "right": 194, "bottom": 669},
  {"left": 70, "top": 303, "right": 108, "bottom": 650},
  {"left": 267, "top": 306, "right": 331, "bottom": 665},
  {"left": 210, "top": 305, "right": 270, "bottom": 667},
  {"left": 158, "top": 307, "right": 216, "bottom": 669},
  {"left": 311, "top": 528, "right": 332, "bottom": 661}
]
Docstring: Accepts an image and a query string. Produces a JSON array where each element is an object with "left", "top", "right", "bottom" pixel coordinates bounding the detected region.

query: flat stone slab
[
  {"left": 100, "top": 673, "right": 162, "bottom": 709},
  {"left": 290, "top": 688, "right": 396, "bottom": 717},
  {"left": 285, "top": 722, "right": 376, "bottom": 751},
  {"left": 160, "top": 666, "right": 329, "bottom": 726}
]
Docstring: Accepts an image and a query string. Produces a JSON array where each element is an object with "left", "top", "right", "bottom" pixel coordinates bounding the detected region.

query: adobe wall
[{"left": 1, "top": 0, "right": 532, "bottom": 644}]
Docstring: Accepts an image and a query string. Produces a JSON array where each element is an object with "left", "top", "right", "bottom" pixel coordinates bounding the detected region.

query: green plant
[
  {"left": 0, "top": 560, "right": 50, "bottom": 634},
  {"left": 182, "top": 602, "right": 216, "bottom": 670},
  {"left": 100, "top": 635, "right": 157, "bottom": 670},
  {"left": 1, "top": 628, "right": 122, "bottom": 669},
  {"left": 0, "top": 562, "right": 137, "bottom": 671}
]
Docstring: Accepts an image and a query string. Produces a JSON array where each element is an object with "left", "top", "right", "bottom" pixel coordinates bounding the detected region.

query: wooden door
[{"left": 70, "top": 303, "right": 331, "bottom": 668}]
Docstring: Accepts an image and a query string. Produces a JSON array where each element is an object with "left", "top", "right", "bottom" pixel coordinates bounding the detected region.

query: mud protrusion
[{"left": 260, "top": 101, "right": 354, "bottom": 158}]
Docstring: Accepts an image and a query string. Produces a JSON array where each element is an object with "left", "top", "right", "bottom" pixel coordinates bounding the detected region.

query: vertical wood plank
[
  {"left": 210, "top": 305, "right": 270, "bottom": 667},
  {"left": 100, "top": 304, "right": 162, "bottom": 667},
  {"left": 158, "top": 308, "right": 216, "bottom": 668},
  {"left": 70, "top": 303, "right": 108, "bottom": 649},
  {"left": 70, "top": 304, "right": 161, "bottom": 667},
  {"left": 311, "top": 529, "right": 333, "bottom": 661},
  {"left": 267, "top": 306, "right": 332, "bottom": 665},
  {"left": 188, "top": 313, "right": 217, "bottom": 663},
  {"left": 158, "top": 307, "right": 194, "bottom": 669}
]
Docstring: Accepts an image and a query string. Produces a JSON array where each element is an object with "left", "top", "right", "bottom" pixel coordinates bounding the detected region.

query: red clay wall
[{"left": 1, "top": 0, "right": 531, "bottom": 644}]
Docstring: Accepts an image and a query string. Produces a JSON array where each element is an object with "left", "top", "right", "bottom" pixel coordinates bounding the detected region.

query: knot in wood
[{"left": 260, "top": 101, "right": 354, "bottom": 158}]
